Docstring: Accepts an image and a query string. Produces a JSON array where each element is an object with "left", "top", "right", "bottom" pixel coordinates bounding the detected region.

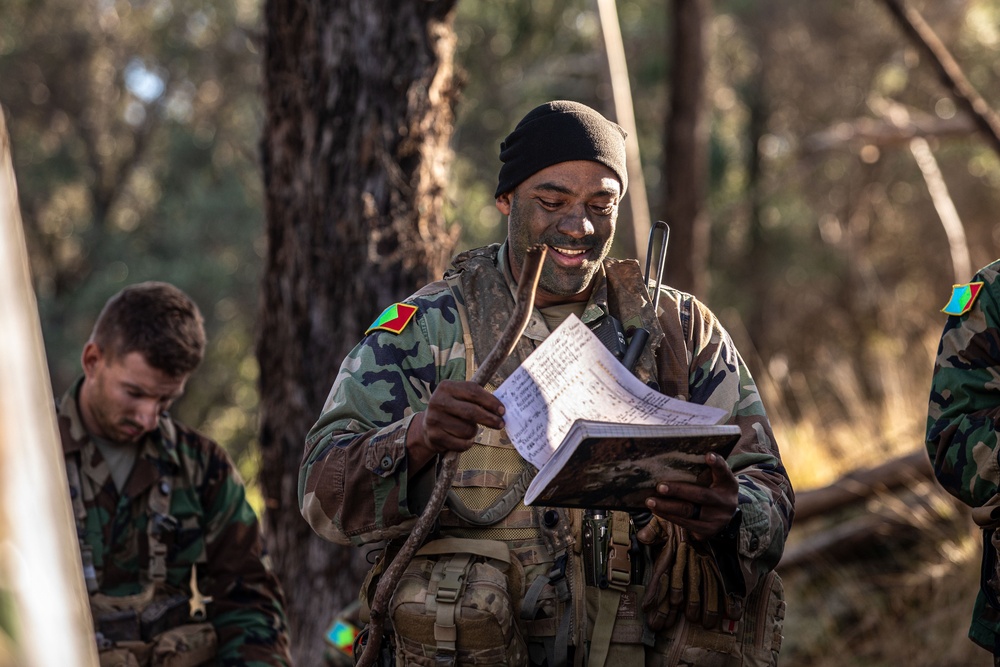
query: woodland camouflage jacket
[
  {"left": 301, "top": 243, "right": 794, "bottom": 601},
  {"left": 927, "top": 259, "right": 1000, "bottom": 652},
  {"left": 59, "top": 378, "right": 292, "bottom": 666}
]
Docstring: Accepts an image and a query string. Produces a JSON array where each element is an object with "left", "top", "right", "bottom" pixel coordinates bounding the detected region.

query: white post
[{"left": 0, "top": 107, "right": 99, "bottom": 666}]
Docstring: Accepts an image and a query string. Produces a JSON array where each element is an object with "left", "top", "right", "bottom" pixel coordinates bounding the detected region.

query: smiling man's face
[{"left": 497, "top": 160, "right": 621, "bottom": 308}]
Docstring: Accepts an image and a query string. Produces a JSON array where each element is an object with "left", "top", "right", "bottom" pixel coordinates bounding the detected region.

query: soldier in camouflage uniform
[
  {"left": 60, "top": 281, "right": 291, "bottom": 666},
  {"left": 301, "top": 101, "right": 792, "bottom": 666},
  {"left": 927, "top": 259, "right": 1000, "bottom": 664}
]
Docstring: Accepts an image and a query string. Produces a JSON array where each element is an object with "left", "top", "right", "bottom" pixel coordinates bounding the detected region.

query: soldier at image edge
[
  {"left": 301, "top": 100, "right": 794, "bottom": 667},
  {"left": 927, "top": 259, "right": 1000, "bottom": 667}
]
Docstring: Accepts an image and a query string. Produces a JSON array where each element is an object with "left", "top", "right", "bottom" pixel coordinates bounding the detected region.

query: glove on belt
[{"left": 638, "top": 518, "right": 740, "bottom": 631}]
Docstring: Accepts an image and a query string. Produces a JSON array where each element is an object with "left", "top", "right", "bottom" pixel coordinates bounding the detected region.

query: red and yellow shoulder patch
[
  {"left": 942, "top": 281, "right": 984, "bottom": 316},
  {"left": 366, "top": 303, "right": 418, "bottom": 335}
]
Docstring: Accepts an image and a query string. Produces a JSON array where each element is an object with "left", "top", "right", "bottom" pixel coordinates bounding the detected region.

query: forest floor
[{"left": 778, "top": 473, "right": 988, "bottom": 666}]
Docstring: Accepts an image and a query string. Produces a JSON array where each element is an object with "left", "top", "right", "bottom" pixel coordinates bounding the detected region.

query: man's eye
[
  {"left": 539, "top": 199, "right": 561, "bottom": 209},
  {"left": 592, "top": 204, "right": 615, "bottom": 215}
]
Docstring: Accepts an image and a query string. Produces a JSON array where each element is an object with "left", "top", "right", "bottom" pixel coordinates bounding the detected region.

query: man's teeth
[{"left": 553, "top": 246, "right": 585, "bottom": 256}]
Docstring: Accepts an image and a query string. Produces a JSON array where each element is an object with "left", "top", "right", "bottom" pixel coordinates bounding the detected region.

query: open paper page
[{"left": 494, "top": 314, "right": 727, "bottom": 469}]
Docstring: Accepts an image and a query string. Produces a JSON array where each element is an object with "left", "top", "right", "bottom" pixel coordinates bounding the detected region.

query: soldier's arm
[
  {"left": 197, "top": 442, "right": 292, "bottom": 666},
  {"left": 299, "top": 290, "right": 470, "bottom": 546},
  {"left": 681, "top": 297, "right": 794, "bottom": 596},
  {"left": 927, "top": 266, "right": 1000, "bottom": 507}
]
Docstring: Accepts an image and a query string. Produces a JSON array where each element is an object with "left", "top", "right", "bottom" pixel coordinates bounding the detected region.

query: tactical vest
[
  {"left": 433, "top": 244, "right": 695, "bottom": 666},
  {"left": 64, "top": 414, "right": 217, "bottom": 667}
]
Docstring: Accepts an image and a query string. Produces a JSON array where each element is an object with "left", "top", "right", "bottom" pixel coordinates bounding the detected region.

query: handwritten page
[{"left": 493, "top": 314, "right": 727, "bottom": 469}]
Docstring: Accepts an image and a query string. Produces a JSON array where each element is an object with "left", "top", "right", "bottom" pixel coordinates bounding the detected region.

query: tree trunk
[
  {"left": 662, "top": 0, "right": 712, "bottom": 296},
  {"left": 258, "top": 2, "right": 460, "bottom": 664},
  {"left": 595, "top": 0, "right": 652, "bottom": 263},
  {"left": 744, "top": 29, "right": 769, "bottom": 352}
]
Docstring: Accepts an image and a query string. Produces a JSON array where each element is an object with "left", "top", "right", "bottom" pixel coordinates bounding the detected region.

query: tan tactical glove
[{"left": 638, "top": 517, "right": 740, "bottom": 631}]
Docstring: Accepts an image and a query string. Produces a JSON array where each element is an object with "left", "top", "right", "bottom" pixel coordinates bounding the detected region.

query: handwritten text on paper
[{"left": 494, "top": 315, "right": 726, "bottom": 469}]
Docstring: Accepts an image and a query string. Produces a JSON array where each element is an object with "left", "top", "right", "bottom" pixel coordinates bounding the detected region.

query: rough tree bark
[
  {"left": 662, "top": 0, "right": 712, "bottom": 296},
  {"left": 258, "top": 2, "right": 460, "bottom": 663}
]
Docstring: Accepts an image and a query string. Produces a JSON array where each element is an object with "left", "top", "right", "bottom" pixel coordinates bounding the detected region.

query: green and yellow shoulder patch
[
  {"left": 366, "top": 303, "right": 418, "bottom": 335},
  {"left": 942, "top": 281, "right": 985, "bottom": 316}
]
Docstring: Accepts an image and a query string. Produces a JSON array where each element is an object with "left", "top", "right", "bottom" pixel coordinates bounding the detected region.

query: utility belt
[
  {"left": 95, "top": 593, "right": 195, "bottom": 645},
  {"left": 352, "top": 514, "right": 785, "bottom": 667},
  {"left": 353, "top": 512, "right": 644, "bottom": 667},
  {"left": 91, "top": 586, "right": 217, "bottom": 667}
]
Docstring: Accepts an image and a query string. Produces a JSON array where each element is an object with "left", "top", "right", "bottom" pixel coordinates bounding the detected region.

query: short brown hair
[{"left": 90, "top": 281, "right": 206, "bottom": 377}]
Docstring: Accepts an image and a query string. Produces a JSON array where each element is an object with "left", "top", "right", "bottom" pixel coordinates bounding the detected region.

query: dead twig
[
  {"left": 357, "top": 244, "right": 548, "bottom": 667},
  {"left": 880, "top": 0, "right": 1000, "bottom": 158}
]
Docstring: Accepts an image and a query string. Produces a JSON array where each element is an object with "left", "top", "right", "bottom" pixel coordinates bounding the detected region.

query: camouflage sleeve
[
  {"left": 926, "top": 263, "right": 1000, "bottom": 508},
  {"left": 299, "top": 283, "right": 468, "bottom": 546},
  {"left": 191, "top": 436, "right": 292, "bottom": 666},
  {"left": 676, "top": 294, "right": 794, "bottom": 595}
]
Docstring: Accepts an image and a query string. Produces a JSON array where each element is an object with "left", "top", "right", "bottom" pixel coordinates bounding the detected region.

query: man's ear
[
  {"left": 495, "top": 193, "right": 512, "bottom": 216},
  {"left": 81, "top": 342, "right": 103, "bottom": 377}
]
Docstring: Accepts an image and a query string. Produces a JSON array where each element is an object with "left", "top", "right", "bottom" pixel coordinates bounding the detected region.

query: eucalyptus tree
[{"left": 258, "top": 1, "right": 460, "bottom": 662}]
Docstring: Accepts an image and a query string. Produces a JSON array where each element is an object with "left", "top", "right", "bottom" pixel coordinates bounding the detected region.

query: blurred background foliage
[
  {"left": 3, "top": 0, "right": 1000, "bottom": 662},
  {"left": 0, "top": 0, "right": 266, "bottom": 490},
  {"left": 9, "top": 0, "right": 1000, "bottom": 486}
]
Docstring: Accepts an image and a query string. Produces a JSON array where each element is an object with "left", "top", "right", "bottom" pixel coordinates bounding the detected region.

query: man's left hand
[{"left": 637, "top": 452, "right": 738, "bottom": 542}]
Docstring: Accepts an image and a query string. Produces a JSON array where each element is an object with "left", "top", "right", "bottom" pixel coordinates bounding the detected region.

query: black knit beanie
[{"left": 495, "top": 100, "right": 628, "bottom": 198}]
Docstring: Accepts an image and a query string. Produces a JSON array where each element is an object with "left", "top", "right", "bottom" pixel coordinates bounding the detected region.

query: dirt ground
[{"left": 778, "top": 479, "right": 990, "bottom": 666}]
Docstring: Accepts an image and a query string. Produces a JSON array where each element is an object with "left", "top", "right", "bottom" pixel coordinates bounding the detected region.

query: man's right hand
[{"left": 406, "top": 380, "right": 505, "bottom": 472}]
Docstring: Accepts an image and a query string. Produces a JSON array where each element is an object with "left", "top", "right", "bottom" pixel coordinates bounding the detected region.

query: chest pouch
[{"left": 390, "top": 537, "right": 528, "bottom": 667}]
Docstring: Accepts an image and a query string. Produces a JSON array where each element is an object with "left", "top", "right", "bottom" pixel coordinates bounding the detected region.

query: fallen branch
[
  {"left": 794, "top": 450, "right": 933, "bottom": 523},
  {"left": 778, "top": 512, "right": 920, "bottom": 570},
  {"left": 802, "top": 113, "right": 975, "bottom": 153},
  {"left": 357, "top": 244, "right": 548, "bottom": 667}
]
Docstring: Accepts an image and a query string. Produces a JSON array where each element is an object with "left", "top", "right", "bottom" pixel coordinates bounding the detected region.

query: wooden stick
[{"left": 357, "top": 244, "right": 548, "bottom": 667}]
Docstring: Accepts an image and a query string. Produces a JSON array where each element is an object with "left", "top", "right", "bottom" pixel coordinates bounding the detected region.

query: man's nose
[
  {"left": 557, "top": 207, "right": 595, "bottom": 238},
  {"left": 136, "top": 401, "right": 160, "bottom": 431}
]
